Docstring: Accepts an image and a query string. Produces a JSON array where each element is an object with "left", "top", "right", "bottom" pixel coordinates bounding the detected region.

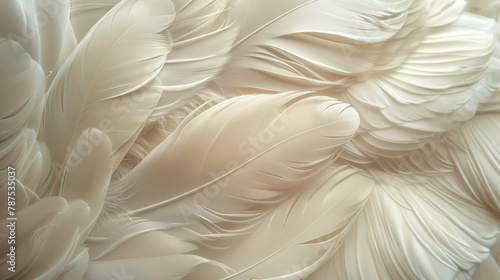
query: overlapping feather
[
  {"left": 218, "top": 0, "right": 425, "bottom": 94},
  {"left": 309, "top": 170, "right": 498, "bottom": 280},
  {"left": 0, "top": 38, "right": 46, "bottom": 210},
  {"left": 36, "top": 0, "right": 77, "bottom": 87},
  {"left": 116, "top": 92, "right": 359, "bottom": 229},
  {"left": 195, "top": 165, "right": 374, "bottom": 279},
  {"left": 38, "top": 0, "right": 175, "bottom": 196},
  {"left": 1, "top": 0, "right": 500, "bottom": 279},
  {"left": 340, "top": 13, "right": 500, "bottom": 165}
]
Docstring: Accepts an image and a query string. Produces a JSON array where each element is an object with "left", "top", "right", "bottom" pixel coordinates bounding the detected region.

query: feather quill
[
  {"left": 69, "top": 0, "right": 121, "bottom": 42},
  {"left": 193, "top": 165, "right": 374, "bottom": 279},
  {"left": 114, "top": 93, "right": 359, "bottom": 230}
]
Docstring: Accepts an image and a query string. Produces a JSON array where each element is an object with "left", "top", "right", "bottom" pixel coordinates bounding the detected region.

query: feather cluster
[{"left": 1, "top": 0, "right": 500, "bottom": 279}]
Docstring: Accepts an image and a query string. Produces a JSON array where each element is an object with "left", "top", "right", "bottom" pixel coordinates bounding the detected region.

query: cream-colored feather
[
  {"left": 2, "top": 0, "right": 500, "bottom": 279},
  {"left": 115, "top": 93, "right": 359, "bottom": 228},
  {"left": 39, "top": 0, "right": 175, "bottom": 196},
  {"left": 36, "top": 0, "right": 77, "bottom": 88},
  {"left": 0, "top": 38, "right": 46, "bottom": 209}
]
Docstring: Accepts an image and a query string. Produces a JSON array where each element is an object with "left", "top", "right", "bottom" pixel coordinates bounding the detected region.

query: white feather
[{"left": 38, "top": 0, "right": 175, "bottom": 196}]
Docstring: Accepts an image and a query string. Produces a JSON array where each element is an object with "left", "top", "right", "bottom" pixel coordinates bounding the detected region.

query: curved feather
[
  {"left": 445, "top": 112, "right": 500, "bottom": 213},
  {"left": 0, "top": 196, "right": 67, "bottom": 259},
  {"left": 0, "top": 129, "right": 112, "bottom": 279},
  {"left": 191, "top": 165, "right": 374, "bottom": 279},
  {"left": 339, "top": 13, "right": 500, "bottom": 164},
  {"left": 69, "top": 0, "right": 121, "bottom": 42},
  {"left": 114, "top": 93, "right": 359, "bottom": 230},
  {"left": 0, "top": 0, "right": 40, "bottom": 62},
  {"left": 86, "top": 216, "right": 231, "bottom": 279},
  {"left": 39, "top": 0, "right": 175, "bottom": 195},
  {"left": 35, "top": 0, "right": 77, "bottom": 87},
  {"left": 59, "top": 128, "right": 113, "bottom": 236},
  {"left": 0, "top": 200, "right": 89, "bottom": 279},
  {"left": 218, "top": 0, "right": 426, "bottom": 95},
  {"left": 70, "top": 0, "right": 238, "bottom": 114},
  {"left": 87, "top": 218, "right": 189, "bottom": 260},
  {"left": 18, "top": 201, "right": 90, "bottom": 280},
  {"left": 57, "top": 249, "right": 89, "bottom": 280},
  {"left": 85, "top": 254, "right": 230, "bottom": 280},
  {"left": 309, "top": 170, "right": 499, "bottom": 280},
  {"left": 0, "top": 38, "right": 47, "bottom": 209},
  {"left": 156, "top": 0, "right": 238, "bottom": 106}
]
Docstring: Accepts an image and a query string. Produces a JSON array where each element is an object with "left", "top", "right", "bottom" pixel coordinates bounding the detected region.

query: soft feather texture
[
  {"left": 0, "top": 128, "right": 112, "bottom": 279},
  {"left": 156, "top": 0, "right": 237, "bottom": 101},
  {"left": 0, "top": 0, "right": 41, "bottom": 63},
  {"left": 196, "top": 165, "right": 374, "bottom": 279},
  {"left": 2, "top": 0, "right": 500, "bottom": 279},
  {"left": 117, "top": 0, "right": 239, "bottom": 179},
  {"left": 340, "top": 13, "right": 500, "bottom": 164},
  {"left": 308, "top": 171, "right": 498, "bottom": 279},
  {"left": 0, "top": 38, "right": 46, "bottom": 210},
  {"left": 115, "top": 93, "right": 359, "bottom": 220},
  {"left": 39, "top": 0, "right": 175, "bottom": 196},
  {"left": 218, "top": 0, "right": 425, "bottom": 94},
  {"left": 69, "top": 0, "right": 121, "bottom": 42},
  {"left": 85, "top": 217, "right": 232, "bottom": 279},
  {"left": 36, "top": 0, "right": 77, "bottom": 88}
]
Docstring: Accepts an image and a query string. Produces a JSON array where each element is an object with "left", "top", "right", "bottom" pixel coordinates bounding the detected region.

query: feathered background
[{"left": 1, "top": 0, "right": 500, "bottom": 279}]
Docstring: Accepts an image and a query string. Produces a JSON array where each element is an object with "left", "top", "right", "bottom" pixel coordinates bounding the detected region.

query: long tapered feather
[
  {"left": 2, "top": 0, "right": 500, "bottom": 279},
  {"left": 59, "top": 128, "right": 113, "bottom": 236},
  {"left": 38, "top": 0, "right": 175, "bottom": 196},
  {"left": 113, "top": 93, "right": 359, "bottom": 230},
  {"left": 85, "top": 216, "right": 231, "bottom": 279}
]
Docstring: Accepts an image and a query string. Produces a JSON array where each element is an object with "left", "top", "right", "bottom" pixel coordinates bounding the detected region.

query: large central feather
[{"left": 114, "top": 93, "right": 359, "bottom": 231}]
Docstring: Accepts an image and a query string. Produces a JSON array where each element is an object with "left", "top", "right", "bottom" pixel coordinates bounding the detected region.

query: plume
[
  {"left": 38, "top": 0, "right": 175, "bottom": 196},
  {"left": 2, "top": 0, "right": 500, "bottom": 279},
  {"left": 114, "top": 92, "right": 359, "bottom": 231}
]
